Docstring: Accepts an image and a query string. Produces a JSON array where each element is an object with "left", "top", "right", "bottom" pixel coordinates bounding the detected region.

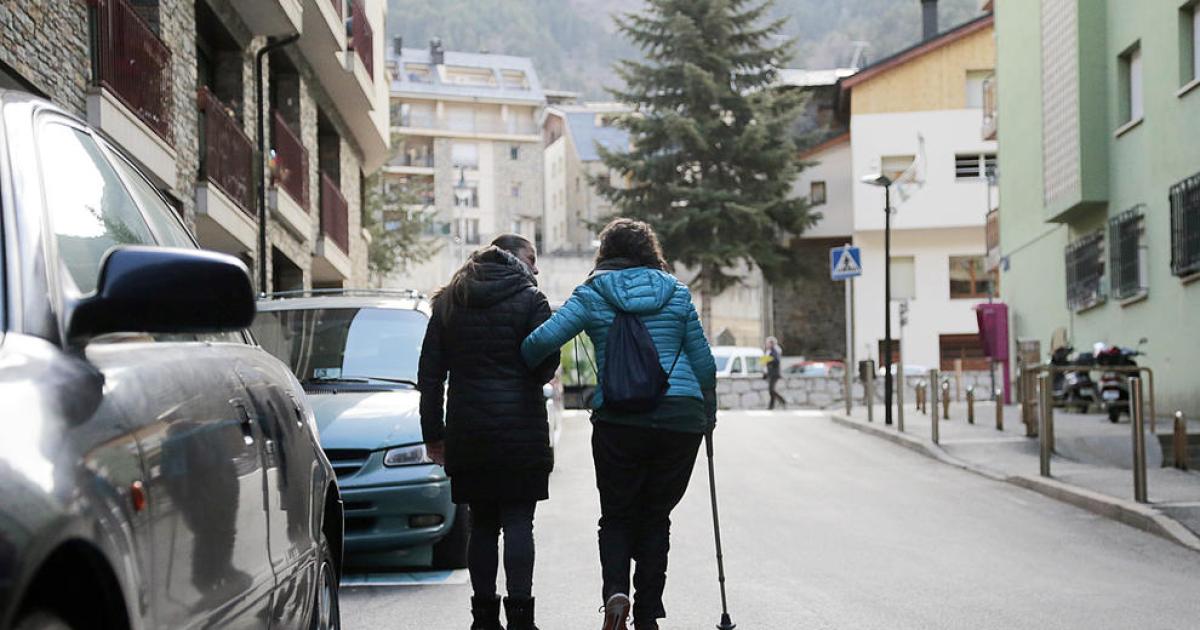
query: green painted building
[{"left": 994, "top": 0, "right": 1200, "bottom": 417}]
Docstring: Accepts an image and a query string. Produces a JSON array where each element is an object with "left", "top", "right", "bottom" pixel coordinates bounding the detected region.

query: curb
[{"left": 829, "top": 413, "right": 1200, "bottom": 554}]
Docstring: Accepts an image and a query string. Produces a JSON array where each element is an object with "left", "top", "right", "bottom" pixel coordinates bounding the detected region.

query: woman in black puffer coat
[{"left": 419, "top": 234, "right": 558, "bottom": 630}]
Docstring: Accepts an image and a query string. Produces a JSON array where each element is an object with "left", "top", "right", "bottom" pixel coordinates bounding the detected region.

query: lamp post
[
  {"left": 453, "top": 166, "right": 469, "bottom": 261},
  {"left": 862, "top": 173, "right": 895, "bottom": 426}
]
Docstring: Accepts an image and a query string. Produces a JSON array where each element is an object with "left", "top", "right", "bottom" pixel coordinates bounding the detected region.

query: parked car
[
  {"left": 712, "top": 346, "right": 767, "bottom": 378},
  {"left": 785, "top": 360, "right": 846, "bottom": 377},
  {"left": 253, "top": 291, "right": 564, "bottom": 569},
  {"left": 0, "top": 91, "right": 341, "bottom": 630}
]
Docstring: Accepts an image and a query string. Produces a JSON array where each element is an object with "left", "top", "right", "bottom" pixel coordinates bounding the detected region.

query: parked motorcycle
[
  {"left": 1050, "top": 345, "right": 1097, "bottom": 413},
  {"left": 1096, "top": 340, "right": 1147, "bottom": 423}
]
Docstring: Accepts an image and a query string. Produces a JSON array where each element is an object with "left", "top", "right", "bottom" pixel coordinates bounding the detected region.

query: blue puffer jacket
[{"left": 521, "top": 267, "right": 717, "bottom": 408}]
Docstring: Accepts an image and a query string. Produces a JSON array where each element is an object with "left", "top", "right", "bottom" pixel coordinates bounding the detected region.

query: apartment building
[
  {"left": 383, "top": 42, "right": 545, "bottom": 293},
  {"left": 994, "top": 0, "right": 1200, "bottom": 416},
  {"left": 542, "top": 102, "right": 629, "bottom": 253},
  {"left": 841, "top": 9, "right": 998, "bottom": 372},
  {"left": 0, "top": 0, "right": 389, "bottom": 292}
]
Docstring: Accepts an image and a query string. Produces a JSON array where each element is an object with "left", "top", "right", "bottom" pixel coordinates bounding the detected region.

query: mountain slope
[{"left": 387, "top": 0, "right": 984, "bottom": 97}]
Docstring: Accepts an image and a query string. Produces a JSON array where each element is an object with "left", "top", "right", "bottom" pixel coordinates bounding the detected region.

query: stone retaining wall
[{"left": 717, "top": 370, "right": 995, "bottom": 410}]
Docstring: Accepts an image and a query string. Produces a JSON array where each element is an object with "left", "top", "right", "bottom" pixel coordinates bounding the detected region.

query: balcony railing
[
  {"left": 272, "top": 113, "right": 309, "bottom": 208},
  {"left": 350, "top": 0, "right": 373, "bottom": 80},
  {"left": 320, "top": 173, "right": 350, "bottom": 254},
  {"left": 982, "top": 74, "right": 998, "bottom": 140},
  {"left": 198, "top": 87, "right": 254, "bottom": 215},
  {"left": 88, "top": 0, "right": 172, "bottom": 142}
]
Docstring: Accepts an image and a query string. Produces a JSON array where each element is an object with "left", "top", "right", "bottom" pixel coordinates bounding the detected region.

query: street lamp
[
  {"left": 453, "top": 166, "right": 469, "bottom": 261},
  {"left": 861, "top": 172, "right": 895, "bottom": 426}
]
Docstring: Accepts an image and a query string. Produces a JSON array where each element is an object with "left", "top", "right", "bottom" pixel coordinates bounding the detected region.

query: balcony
[
  {"left": 86, "top": 0, "right": 177, "bottom": 188},
  {"left": 228, "top": 0, "right": 302, "bottom": 36},
  {"left": 270, "top": 113, "right": 313, "bottom": 239},
  {"left": 349, "top": 0, "right": 373, "bottom": 80},
  {"left": 981, "top": 74, "right": 997, "bottom": 140},
  {"left": 195, "top": 88, "right": 257, "bottom": 254},
  {"left": 315, "top": 173, "right": 353, "bottom": 282}
]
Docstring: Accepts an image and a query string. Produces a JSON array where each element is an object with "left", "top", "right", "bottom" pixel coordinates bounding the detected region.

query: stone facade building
[{"left": 0, "top": 0, "right": 389, "bottom": 293}]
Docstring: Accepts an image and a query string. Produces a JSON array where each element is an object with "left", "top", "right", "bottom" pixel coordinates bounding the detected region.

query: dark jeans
[
  {"left": 767, "top": 375, "right": 786, "bottom": 409},
  {"left": 468, "top": 501, "right": 537, "bottom": 599},
  {"left": 592, "top": 422, "right": 703, "bottom": 624}
]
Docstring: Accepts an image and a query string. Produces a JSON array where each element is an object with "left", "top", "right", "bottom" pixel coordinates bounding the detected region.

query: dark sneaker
[
  {"left": 601, "top": 593, "right": 631, "bottom": 630},
  {"left": 471, "top": 594, "right": 504, "bottom": 630}
]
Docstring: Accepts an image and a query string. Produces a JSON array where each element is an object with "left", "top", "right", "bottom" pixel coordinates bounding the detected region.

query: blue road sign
[{"left": 830, "top": 245, "right": 862, "bottom": 281}]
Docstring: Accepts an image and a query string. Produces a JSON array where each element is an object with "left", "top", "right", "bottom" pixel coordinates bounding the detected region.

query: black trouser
[
  {"left": 768, "top": 375, "right": 786, "bottom": 409},
  {"left": 592, "top": 422, "right": 703, "bottom": 624},
  {"left": 468, "top": 501, "right": 537, "bottom": 599}
]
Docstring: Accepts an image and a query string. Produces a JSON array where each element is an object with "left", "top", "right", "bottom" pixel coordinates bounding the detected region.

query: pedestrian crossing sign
[{"left": 830, "top": 245, "right": 862, "bottom": 281}]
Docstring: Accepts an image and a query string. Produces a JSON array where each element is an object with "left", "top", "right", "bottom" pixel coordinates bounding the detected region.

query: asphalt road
[{"left": 341, "top": 410, "right": 1200, "bottom": 629}]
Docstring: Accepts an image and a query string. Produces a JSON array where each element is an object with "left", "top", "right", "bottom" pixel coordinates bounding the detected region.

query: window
[
  {"left": 1118, "top": 43, "right": 1143, "bottom": 126},
  {"left": 965, "top": 69, "right": 991, "bottom": 108},
  {"left": 1109, "top": 207, "right": 1147, "bottom": 300},
  {"left": 810, "top": 181, "right": 827, "bottom": 205},
  {"left": 451, "top": 142, "right": 478, "bottom": 169},
  {"left": 731, "top": 357, "right": 743, "bottom": 374},
  {"left": 445, "top": 66, "right": 496, "bottom": 86},
  {"left": 39, "top": 122, "right": 155, "bottom": 294},
  {"left": 1170, "top": 171, "right": 1200, "bottom": 276},
  {"left": 455, "top": 218, "right": 480, "bottom": 244},
  {"left": 890, "top": 256, "right": 916, "bottom": 300},
  {"left": 939, "top": 334, "right": 989, "bottom": 370},
  {"left": 1182, "top": 2, "right": 1199, "bottom": 87},
  {"left": 404, "top": 63, "right": 432, "bottom": 83},
  {"left": 510, "top": 145, "right": 520, "bottom": 160},
  {"left": 948, "top": 256, "right": 994, "bottom": 299},
  {"left": 880, "top": 155, "right": 914, "bottom": 182},
  {"left": 453, "top": 180, "right": 479, "bottom": 208},
  {"left": 501, "top": 69, "right": 530, "bottom": 89},
  {"left": 1065, "top": 231, "right": 1106, "bottom": 310},
  {"left": 955, "top": 153, "right": 997, "bottom": 179},
  {"left": 108, "top": 148, "right": 194, "bottom": 248}
]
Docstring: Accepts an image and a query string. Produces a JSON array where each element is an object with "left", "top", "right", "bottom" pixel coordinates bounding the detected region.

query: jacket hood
[
  {"left": 458, "top": 247, "right": 535, "bottom": 308},
  {"left": 309, "top": 389, "right": 422, "bottom": 451},
  {"left": 588, "top": 267, "right": 678, "bottom": 314}
]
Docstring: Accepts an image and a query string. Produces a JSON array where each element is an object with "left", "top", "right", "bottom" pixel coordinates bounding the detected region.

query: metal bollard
[
  {"left": 867, "top": 369, "right": 876, "bottom": 421},
  {"left": 966, "top": 387, "right": 976, "bottom": 424},
  {"left": 929, "top": 369, "right": 940, "bottom": 444},
  {"left": 941, "top": 380, "right": 951, "bottom": 420},
  {"left": 1174, "top": 411, "right": 1189, "bottom": 471},
  {"left": 995, "top": 388, "right": 1004, "bottom": 431},
  {"left": 1131, "top": 377, "right": 1148, "bottom": 503},
  {"left": 916, "top": 383, "right": 924, "bottom": 413},
  {"left": 1039, "top": 373, "right": 1053, "bottom": 477}
]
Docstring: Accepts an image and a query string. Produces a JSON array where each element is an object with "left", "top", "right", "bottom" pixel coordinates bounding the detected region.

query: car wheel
[
  {"left": 15, "top": 611, "right": 74, "bottom": 630},
  {"left": 431, "top": 504, "right": 470, "bottom": 569},
  {"left": 1108, "top": 407, "right": 1122, "bottom": 423},
  {"left": 309, "top": 534, "right": 340, "bottom": 630}
]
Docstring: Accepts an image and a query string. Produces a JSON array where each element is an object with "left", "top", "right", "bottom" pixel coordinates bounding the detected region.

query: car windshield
[
  {"left": 713, "top": 355, "right": 730, "bottom": 371},
  {"left": 252, "top": 307, "right": 427, "bottom": 384}
]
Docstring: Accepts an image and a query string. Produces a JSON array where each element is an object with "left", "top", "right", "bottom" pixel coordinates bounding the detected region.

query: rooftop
[
  {"left": 548, "top": 104, "right": 632, "bottom": 162},
  {"left": 390, "top": 47, "right": 545, "bottom": 104},
  {"left": 775, "top": 68, "right": 859, "bottom": 88},
  {"left": 841, "top": 13, "right": 994, "bottom": 91}
]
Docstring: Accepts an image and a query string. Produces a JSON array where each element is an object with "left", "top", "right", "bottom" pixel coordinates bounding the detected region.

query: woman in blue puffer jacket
[{"left": 521, "top": 218, "right": 717, "bottom": 630}]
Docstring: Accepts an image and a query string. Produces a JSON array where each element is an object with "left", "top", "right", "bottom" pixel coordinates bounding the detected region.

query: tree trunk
[{"left": 700, "top": 265, "right": 714, "bottom": 342}]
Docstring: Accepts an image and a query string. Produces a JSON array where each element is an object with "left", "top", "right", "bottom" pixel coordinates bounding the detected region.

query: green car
[{"left": 253, "top": 290, "right": 562, "bottom": 569}]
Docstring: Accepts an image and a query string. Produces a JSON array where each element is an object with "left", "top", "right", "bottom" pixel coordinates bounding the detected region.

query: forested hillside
[{"left": 386, "top": 0, "right": 983, "bottom": 97}]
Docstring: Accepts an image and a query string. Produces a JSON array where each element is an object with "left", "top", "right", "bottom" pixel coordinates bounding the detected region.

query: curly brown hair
[{"left": 594, "top": 218, "right": 668, "bottom": 271}]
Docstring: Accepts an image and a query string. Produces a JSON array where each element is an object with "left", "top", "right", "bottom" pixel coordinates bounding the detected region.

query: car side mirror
[{"left": 67, "top": 246, "right": 255, "bottom": 343}]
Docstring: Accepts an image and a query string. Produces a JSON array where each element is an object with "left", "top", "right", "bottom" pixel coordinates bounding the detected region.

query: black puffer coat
[{"left": 418, "top": 247, "right": 559, "bottom": 504}]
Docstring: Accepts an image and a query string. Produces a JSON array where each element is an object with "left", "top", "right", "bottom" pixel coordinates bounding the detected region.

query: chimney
[
  {"left": 921, "top": 0, "right": 938, "bottom": 40},
  {"left": 430, "top": 37, "right": 445, "bottom": 66},
  {"left": 393, "top": 36, "right": 403, "bottom": 58}
]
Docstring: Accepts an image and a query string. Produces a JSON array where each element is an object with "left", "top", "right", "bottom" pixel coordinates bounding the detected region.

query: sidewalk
[{"left": 831, "top": 401, "right": 1200, "bottom": 552}]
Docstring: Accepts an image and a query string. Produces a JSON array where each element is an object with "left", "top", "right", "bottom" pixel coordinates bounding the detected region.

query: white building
[
  {"left": 383, "top": 42, "right": 546, "bottom": 293},
  {"left": 841, "top": 14, "right": 997, "bottom": 372}
]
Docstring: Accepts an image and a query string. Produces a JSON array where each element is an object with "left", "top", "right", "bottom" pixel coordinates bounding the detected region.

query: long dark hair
[
  {"left": 433, "top": 234, "right": 534, "bottom": 319},
  {"left": 594, "top": 218, "right": 668, "bottom": 271}
]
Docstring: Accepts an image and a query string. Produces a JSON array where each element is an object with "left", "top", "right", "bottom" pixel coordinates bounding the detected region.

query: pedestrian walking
[
  {"left": 520, "top": 218, "right": 718, "bottom": 630},
  {"left": 765, "top": 336, "right": 786, "bottom": 410},
  {"left": 418, "top": 234, "right": 559, "bottom": 630}
]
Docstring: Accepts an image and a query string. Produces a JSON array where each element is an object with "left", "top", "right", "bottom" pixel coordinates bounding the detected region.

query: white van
[{"left": 711, "top": 346, "right": 767, "bottom": 378}]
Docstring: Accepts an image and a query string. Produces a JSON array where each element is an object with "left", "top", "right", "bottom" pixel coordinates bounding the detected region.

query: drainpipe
[{"left": 254, "top": 34, "right": 300, "bottom": 295}]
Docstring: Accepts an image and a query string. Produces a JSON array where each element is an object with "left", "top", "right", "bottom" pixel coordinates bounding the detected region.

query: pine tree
[{"left": 597, "top": 0, "right": 818, "bottom": 334}]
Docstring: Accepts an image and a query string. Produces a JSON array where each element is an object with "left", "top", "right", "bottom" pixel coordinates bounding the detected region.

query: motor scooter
[
  {"left": 1097, "top": 339, "right": 1147, "bottom": 423},
  {"left": 1050, "top": 345, "right": 1097, "bottom": 413}
]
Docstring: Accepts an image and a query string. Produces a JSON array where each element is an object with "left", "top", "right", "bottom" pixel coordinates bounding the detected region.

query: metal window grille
[
  {"left": 1065, "top": 230, "right": 1106, "bottom": 310},
  {"left": 955, "top": 154, "right": 981, "bottom": 178},
  {"left": 1170, "top": 171, "right": 1200, "bottom": 276},
  {"left": 1108, "top": 207, "right": 1145, "bottom": 299}
]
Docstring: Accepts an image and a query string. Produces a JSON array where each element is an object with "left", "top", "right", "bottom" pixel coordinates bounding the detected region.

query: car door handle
[{"left": 232, "top": 400, "right": 255, "bottom": 446}]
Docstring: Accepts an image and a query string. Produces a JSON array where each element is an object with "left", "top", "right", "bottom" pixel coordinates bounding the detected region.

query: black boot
[
  {"left": 503, "top": 596, "right": 539, "bottom": 630},
  {"left": 471, "top": 595, "right": 504, "bottom": 630}
]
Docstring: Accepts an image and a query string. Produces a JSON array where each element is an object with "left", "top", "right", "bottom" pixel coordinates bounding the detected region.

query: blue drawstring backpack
[{"left": 601, "top": 308, "right": 684, "bottom": 413}]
